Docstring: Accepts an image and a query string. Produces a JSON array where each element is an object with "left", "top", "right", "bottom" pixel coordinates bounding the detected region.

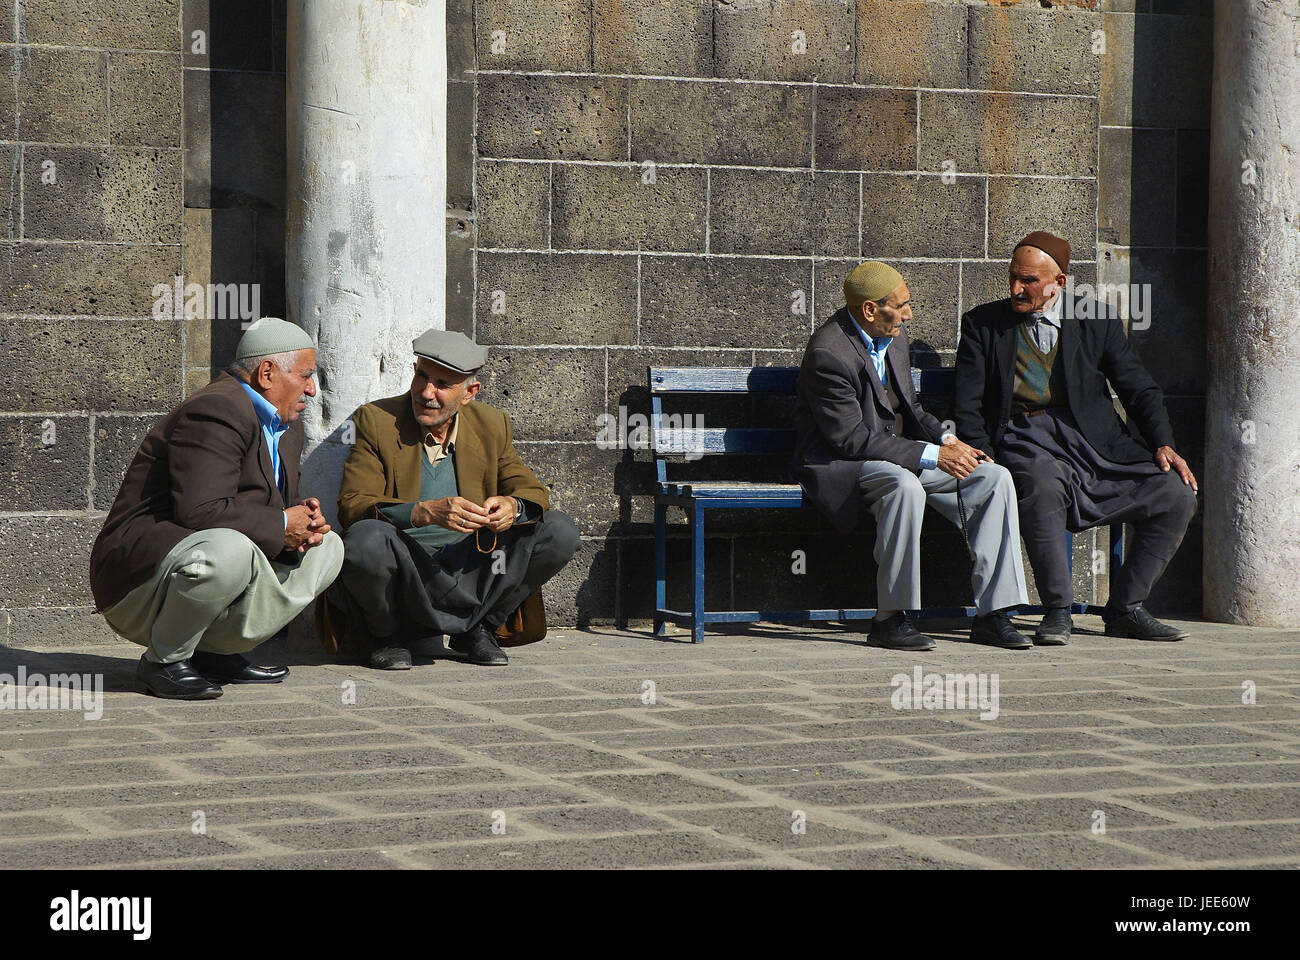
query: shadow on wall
[
  {"left": 1122, "top": 7, "right": 1211, "bottom": 615},
  {"left": 204, "top": 0, "right": 288, "bottom": 373}
]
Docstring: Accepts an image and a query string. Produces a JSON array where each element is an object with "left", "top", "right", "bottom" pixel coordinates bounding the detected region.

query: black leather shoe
[
  {"left": 970, "top": 611, "right": 1033, "bottom": 649},
  {"left": 1103, "top": 605, "right": 1189, "bottom": 641},
  {"left": 137, "top": 655, "right": 223, "bottom": 700},
  {"left": 448, "top": 625, "right": 509, "bottom": 665},
  {"left": 867, "top": 613, "right": 936, "bottom": 651},
  {"left": 190, "top": 651, "right": 289, "bottom": 684},
  {"left": 1034, "top": 607, "right": 1073, "bottom": 646},
  {"left": 368, "top": 645, "right": 413, "bottom": 670}
]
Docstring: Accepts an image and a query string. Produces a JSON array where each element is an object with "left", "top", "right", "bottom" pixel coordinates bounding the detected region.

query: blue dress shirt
[
  {"left": 238, "top": 381, "right": 290, "bottom": 528},
  {"left": 847, "top": 314, "right": 947, "bottom": 470}
]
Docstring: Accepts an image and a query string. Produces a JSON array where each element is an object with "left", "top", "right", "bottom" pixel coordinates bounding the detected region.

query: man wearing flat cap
[
  {"left": 89, "top": 318, "right": 343, "bottom": 700},
  {"left": 954, "top": 231, "right": 1198, "bottom": 644},
  {"left": 324, "top": 329, "right": 580, "bottom": 669},
  {"left": 793, "top": 261, "right": 1031, "bottom": 651}
]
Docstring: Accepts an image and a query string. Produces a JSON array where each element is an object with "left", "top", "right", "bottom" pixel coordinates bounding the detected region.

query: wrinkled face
[
  {"left": 1009, "top": 246, "right": 1065, "bottom": 314},
  {"left": 857, "top": 281, "right": 911, "bottom": 339},
  {"left": 410, "top": 357, "right": 480, "bottom": 432},
  {"left": 259, "top": 348, "right": 317, "bottom": 422}
]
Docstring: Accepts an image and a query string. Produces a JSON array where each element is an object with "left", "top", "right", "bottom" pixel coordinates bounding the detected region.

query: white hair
[{"left": 228, "top": 351, "right": 298, "bottom": 380}]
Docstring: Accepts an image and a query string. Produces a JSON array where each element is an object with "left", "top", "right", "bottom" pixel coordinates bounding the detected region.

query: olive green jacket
[{"left": 337, "top": 393, "right": 549, "bottom": 531}]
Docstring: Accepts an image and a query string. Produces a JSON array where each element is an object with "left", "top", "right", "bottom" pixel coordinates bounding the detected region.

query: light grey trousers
[
  {"left": 857, "top": 460, "right": 1028, "bottom": 614},
  {"left": 102, "top": 528, "right": 344, "bottom": 664}
]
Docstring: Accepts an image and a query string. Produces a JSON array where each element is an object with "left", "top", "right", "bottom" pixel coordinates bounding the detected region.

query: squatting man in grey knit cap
[{"left": 89, "top": 318, "right": 343, "bottom": 701}]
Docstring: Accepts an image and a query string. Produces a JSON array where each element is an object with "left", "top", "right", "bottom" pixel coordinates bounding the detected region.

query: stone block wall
[
  {"left": 0, "top": 0, "right": 1213, "bottom": 643},
  {"left": 455, "top": 0, "right": 1212, "bottom": 625},
  {"left": 1, "top": 0, "right": 186, "bottom": 645}
]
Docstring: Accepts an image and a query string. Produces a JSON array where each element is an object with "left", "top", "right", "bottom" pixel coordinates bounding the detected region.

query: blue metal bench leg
[
  {"left": 690, "top": 502, "right": 705, "bottom": 643},
  {"left": 654, "top": 501, "right": 669, "bottom": 637}
]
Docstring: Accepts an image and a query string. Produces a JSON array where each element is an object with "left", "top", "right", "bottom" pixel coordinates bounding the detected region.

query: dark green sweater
[
  {"left": 1011, "top": 323, "right": 1067, "bottom": 414},
  {"left": 378, "top": 452, "right": 463, "bottom": 550}
]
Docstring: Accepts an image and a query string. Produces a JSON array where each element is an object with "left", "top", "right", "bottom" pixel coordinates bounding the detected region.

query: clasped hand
[
  {"left": 411, "top": 495, "right": 518, "bottom": 534},
  {"left": 284, "top": 497, "right": 331, "bottom": 552}
]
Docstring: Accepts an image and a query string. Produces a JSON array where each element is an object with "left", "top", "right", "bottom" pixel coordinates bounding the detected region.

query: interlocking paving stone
[
  {"left": 10, "top": 759, "right": 179, "bottom": 789},
  {"left": 97, "top": 800, "right": 343, "bottom": 831},
  {"left": 571, "top": 773, "right": 749, "bottom": 806},
  {"left": 2, "top": 622, "right": 1296, "bottom": 868},
  {"left": 401, "top": 832, "right": 754, "bottom": 869},
  {"left": 670, "top": 805, "right": 891, "bottom": 848},
  {"left": 162, "top": 717, "right": 382, "bottom": 739},
  {"left": 244, "top": 814, "right": 495, "bottom": 851},
  {"left": 775, "top": 777, "right": 1003, "bottom": 807},
  {"left": 0, "top": 815, "right": 88, "bottom": 838},
  {"left": 1106, "top": 745, "right": 1300, "bottom": 765},
  {"left": 708, "top": 765, "right": 890, "bottom": 787},
  {"left": 517, "top": 712, "right": 667, "bottom": 733},
  {"left": 477, "top": 697, "right": 647, "bottom": 715},
  {"left": 964, "top": 770, "right": 1183, "bottom": 794},
  {"left": 856, "top": 797, "right": 1178, "bottom": 837},
  {"left": 472, "top": 743, "right": 647, "bottom": 774},
  {"left": 1164, "top": 763, "right": 1300, "bottom": 785},
  {"left": 876, "top": 752, "right": 1151, "bottom": 776},
  {"left": 0, "top": 833, "right": 250, "bottom": 868},
  {"left": 518, "top": 805, "right": 671, "bottom": 835},
  {"left": 643, "top": 738, "right": 941, "bottom": 769},
  {"left": 339, "top": 786, "right": 591, "bottom": 814},
  {"left": 176, "top": 746, "right": 468, "bottom": 777},
  {"left": 1096, "top": 725, "right": 1289, "bottom": 747},
  {"left": 940, "top": 834, "right": 1163, "bottom": 868},
  {"left": 1116, "top": 823, "right": 1300, "bottom": 863},
  {"left": 1115, "top": 786, "right": 1300, "bottom": 822},
  {"left": 162, "top": 850, "right": 403, "bottom": 870},
  {"left": 575, "top": 727, "right": 796, "bottom": 749},
  {"left": 789, "top": 845, "right": 976, "bottom": 869}
]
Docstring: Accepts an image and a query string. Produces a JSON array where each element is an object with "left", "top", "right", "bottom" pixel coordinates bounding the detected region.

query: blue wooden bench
[{"left": 650, "top": 365, "right": 1123, "bottom": 642}]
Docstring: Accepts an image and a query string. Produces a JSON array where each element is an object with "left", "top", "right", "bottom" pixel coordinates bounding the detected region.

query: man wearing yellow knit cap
[{"left": 792, "top": 261, "right": 1031, "bottom": 650}]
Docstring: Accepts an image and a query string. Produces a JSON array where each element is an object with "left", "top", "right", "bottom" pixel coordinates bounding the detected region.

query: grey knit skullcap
[{"left": 233, "top": 317, "right": 315, "bottom": 360}]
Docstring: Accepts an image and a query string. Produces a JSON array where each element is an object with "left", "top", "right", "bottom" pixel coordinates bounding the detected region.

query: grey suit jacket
[{"left": 792, "top": 308, "right": 945, "bottom": 533}]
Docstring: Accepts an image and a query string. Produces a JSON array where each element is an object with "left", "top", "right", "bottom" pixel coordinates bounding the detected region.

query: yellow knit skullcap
[{"left": 843, "top": 261, "right": 904, "bottom": 307}]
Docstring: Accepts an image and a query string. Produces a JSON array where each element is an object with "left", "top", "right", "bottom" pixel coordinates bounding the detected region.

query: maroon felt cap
[{"left": 1013, "top": 231, "right": 1070, "bottom": 275}]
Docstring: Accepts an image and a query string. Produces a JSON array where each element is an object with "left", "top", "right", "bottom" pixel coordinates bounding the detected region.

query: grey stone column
[
  {"left": 285, "top": 0, "right": 447, "bottom": 525},
  {"left": 1204, "top": 0, "right": 1300, "bottom": 625}
]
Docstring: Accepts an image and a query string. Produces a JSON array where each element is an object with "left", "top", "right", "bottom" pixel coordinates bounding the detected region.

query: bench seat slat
[
  {"left": 650, "top": 367, "right": 798, "bottom": 394},
  {"left": 654, "top": 427, "right": 794, "bottom": 455},
  {"left": 661, "top": 482, "right": 802, "bottom": 499}
]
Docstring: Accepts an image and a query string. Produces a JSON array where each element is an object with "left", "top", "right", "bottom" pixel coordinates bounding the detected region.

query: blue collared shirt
[
  {"left": 238, "top": 381, "right": 290, "bottom": 528},
  {"left": 847, "top": 314, "right": 948, "bottom": 470}
]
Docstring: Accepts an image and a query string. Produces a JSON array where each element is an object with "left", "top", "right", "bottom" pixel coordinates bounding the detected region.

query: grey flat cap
[
  {"left": 234, "top": 317, "right": 315, "bottom": 360},
  {"left": 412, "top": 329, "right": 488, "bottom": 374}
]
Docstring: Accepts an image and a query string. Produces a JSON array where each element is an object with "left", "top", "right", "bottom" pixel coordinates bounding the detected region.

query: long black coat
[
  {"left": 953, "top": 295, "right": 1175, "bottom": 463},
  {"left": 792, "top": 308, "right": 946, "bottom": 533}
]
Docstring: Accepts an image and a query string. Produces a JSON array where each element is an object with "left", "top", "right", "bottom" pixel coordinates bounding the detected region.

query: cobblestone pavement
[{"left": 1, "top": 615, "right": 1298, "bottom": 869}]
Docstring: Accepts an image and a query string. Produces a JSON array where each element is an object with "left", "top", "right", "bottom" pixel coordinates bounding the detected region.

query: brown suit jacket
[
  {"left": 337, "top": 392, "right": 549, "bottom": 530},
  {"left": 89, "top": 373, "right": 301, "bottom": 611}
]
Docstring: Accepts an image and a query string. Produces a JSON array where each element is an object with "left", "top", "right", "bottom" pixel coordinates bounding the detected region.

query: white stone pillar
[
  {"left": 286, "top": 0, "right": 447, "bottom": 525},
  {"left": 1204, "top": 0, "right": 1300, "bottom": 625}
]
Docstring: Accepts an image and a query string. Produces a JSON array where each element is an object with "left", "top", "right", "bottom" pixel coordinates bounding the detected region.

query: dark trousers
[
  {"left": 329, "top": 510, "right": 580, "bottom": 646},
  {"left": 1007, "top": 458, "right": 1196, "bottom": 611}
]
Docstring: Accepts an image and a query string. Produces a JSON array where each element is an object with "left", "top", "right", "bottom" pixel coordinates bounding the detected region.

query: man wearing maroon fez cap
[{"left": 953, "top": 231, "right": 1198, "bottom": 644}]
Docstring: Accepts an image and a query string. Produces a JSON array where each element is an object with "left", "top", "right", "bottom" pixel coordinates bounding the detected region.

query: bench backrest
[{"left": 647, "top": 365, "right": 956, "bottom": 483}]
